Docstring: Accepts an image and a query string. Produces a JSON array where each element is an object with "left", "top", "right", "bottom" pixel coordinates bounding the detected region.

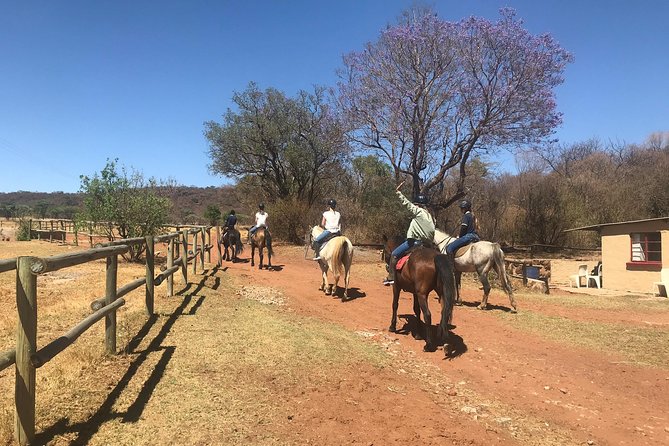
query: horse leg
[
  {"left": 320, "top": 264, "right": 329, "bottom": 293},
  {"left": 416, "top": 293, "right": 435, "bottom": 351},
  {"left": 454, "top": 271, "right": 463, "bottom": 305},
  {"left": 250, "top": 244, "right": 255, "bottom": 267},
  {"left": 478, "top": 270, "right": 491, "bottom": 310},
  {"left": 258, "top": 248, "right": 263, "bottom": 269},
  {"left": 497, "top": 267, "right": 517, "bottom": 313},
  {"left": 412, "top": 294, "right": 421, "bottom": 339},
  {"left": 342, "top": 264, "right": 351, "bottom": 301},
  {"left": 388, "top": 284, "right": 401, "bottom": 333}
]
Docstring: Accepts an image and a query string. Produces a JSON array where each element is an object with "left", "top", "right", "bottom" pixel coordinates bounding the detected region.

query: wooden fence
[{"left": 0, "top": 225, "right": 220, "bottom": 445}]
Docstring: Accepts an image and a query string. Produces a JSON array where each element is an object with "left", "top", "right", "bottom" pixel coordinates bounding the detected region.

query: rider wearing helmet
[
  {"left": 222, "top": 209, "right": 238, "bottom": 243},
  {"left": 445, "top": 199, "right": 480, "bottom": 257},
  {"left": 248, "top": 203, "right": 269, "bottom": 243},
  {"left": 383, "top": 181, "right": 436, "bottom": 285},
  {"left": 312, "top": 198, "right": 341, "bottom": 260}
]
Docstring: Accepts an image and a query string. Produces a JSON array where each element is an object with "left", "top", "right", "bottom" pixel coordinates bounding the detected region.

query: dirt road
[{"left": 222, "top": 244, "right": 669, "bottom": 446}]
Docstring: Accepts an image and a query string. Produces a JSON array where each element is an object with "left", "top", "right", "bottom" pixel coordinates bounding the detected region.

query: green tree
[
  {"left": 77, "top": 159, "right": 171, "bottom": 261},
  {"left": 205, "top": 83, "right": 349, "bottom": 207},
  {"left": 204, "top": 205, "right": 222, "bottom": 226}
]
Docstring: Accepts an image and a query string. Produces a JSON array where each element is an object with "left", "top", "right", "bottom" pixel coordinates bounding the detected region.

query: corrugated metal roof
[{"left": 563, "top": 216, "right": 669, "bottom": 233}]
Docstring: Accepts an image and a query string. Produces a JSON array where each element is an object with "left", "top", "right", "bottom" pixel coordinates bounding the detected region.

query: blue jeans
[
  {"left": 446, "top": 233, "right": 479, "bottom": 254},
  {"left": 314, "top": 230, "right": 338, "bottom": 244},
  {"left": 391, "top": 238, "right": 420, "bottom": 259}
]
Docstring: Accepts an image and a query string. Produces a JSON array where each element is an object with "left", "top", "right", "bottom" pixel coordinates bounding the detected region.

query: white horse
[
  {"left": 308, "top": 226, "right": 354, "bottom": 301},
  {"left": 434, "top": 228, "right": 517, "bottom": 312}
]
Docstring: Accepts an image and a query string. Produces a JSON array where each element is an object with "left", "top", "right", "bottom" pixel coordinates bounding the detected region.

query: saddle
[
  {"left": 453, "top": 243, "right": 474, "bottom": 258},
  {"left": 312, "top": 231, "right": 339, "bottom": 250},
  {"left": 394, "top": 244, "right": 424, "bottom": 271}
]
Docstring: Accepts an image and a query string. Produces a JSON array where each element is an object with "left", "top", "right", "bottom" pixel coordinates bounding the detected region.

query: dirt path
[{"left": 221, "top": 244, "right": 669, "bottom": 446}]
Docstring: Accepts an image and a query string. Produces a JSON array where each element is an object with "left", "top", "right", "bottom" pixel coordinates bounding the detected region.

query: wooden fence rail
[{"left": 0, "top": 225, "right": 214, "bottom": 445}]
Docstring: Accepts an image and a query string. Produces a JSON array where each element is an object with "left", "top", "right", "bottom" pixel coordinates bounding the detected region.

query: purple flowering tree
[{"left": 337, "top": 8, "right": 573, "bottom": 207}]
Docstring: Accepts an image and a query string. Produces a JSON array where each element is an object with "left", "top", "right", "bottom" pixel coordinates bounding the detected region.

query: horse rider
[
  {"left": 445, "top": 199, "right": 480, "bottom": 259},
  {"left": 222, "top": 209, "right": 237, "bottom": 243},
  {"left": 383, "top": 181, "right": 436, "bottom": 286},
  {"left": 247, "top": 203, "right": 269, "bottom": 244},
  {"left": 312, "top": 198, "right": 341, "bottom": 261}
]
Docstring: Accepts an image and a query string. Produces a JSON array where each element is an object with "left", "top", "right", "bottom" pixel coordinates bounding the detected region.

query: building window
[{"left": 630, "top": 232, "right": 662, "bottom": 264}]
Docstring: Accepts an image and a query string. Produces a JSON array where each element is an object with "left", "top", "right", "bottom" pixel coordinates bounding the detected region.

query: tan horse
[
  {"left": 433, "top": 228, "right": 516, "bottom": 312},
  {"left": 250, "top": 226, "right": 273, "bottom": 269},
  {"left": 308, "top": 226, "right": 354, "bottom": 301}
]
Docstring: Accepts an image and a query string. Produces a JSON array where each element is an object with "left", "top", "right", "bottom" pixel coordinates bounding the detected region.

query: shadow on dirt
[
  {"left": 35, "top": 268, "right": 220, "bottom": 445},
  {"left": 458, "top": 300, "right": 515, "bottom": 313},
  {"left": 396, "top": 314, "right": 467, "bottom": 358}
]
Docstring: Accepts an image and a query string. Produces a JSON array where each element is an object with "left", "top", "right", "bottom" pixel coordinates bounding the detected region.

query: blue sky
[{"left": 1, "top": 0, "right": 667, "bottom": 193}]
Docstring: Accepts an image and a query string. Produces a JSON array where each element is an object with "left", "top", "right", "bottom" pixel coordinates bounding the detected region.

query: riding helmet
[
  {"left": 327, "top": 198, "right": 337, "bottom": 208},
  {"left": 258, "top": 203, "right": 265, "bottom": 210},
  {"left": 458, "top": 199, "right": 472, "bottom": 210},
  {"left": 412, "top": 194, "right": 428, "bottom": 205}
]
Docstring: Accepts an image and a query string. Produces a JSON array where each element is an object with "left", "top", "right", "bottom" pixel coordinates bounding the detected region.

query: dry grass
[
  {"left": 497, "top": 309, "right": 669, "bottom": 368},
  {"left": 519, "top": 289, "right": 669, "bottom": 313},
  {"left": 0, "top": 239, "right": 390, "bottom": 445}
]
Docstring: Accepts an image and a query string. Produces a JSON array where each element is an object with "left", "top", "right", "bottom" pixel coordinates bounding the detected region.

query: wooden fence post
[
  {"left": 216, "top": 226, "right": 221, "bottom": 267},
  {"left": 206, "top": 227, "right": 212, "bottom": 263},
  {"left": 15, "top": 257, "right": 37, "bottom": 445},
  {"left": 145, "top": 236, "right": 154, "bottom": 316},
  {"left": 105, "top": 254, "right": 118, "bottom": 354},
  {"left": 167, "top": 237, "right": 174, "bottom": 297},
  {"left": 192, "top": 231, "right": 198, "bottom": 276},
  {"left": 181, "top": 229, "right": 188, "bottom": 285},
  {"left": 88, "top": 223, "right": 93, "bottom": 247},
  {"left": 200, "top": 227, "right": 206, "bottom": 271}
]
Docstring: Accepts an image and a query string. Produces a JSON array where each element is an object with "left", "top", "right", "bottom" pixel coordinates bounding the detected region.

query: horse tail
[
  {"left": 434, "top": 254, "right": 456, "bottom": 327},
  {"left": 330, "top": 237, "right": 347, "bottom": 277},
  {"left": 492, "top": 243, "right": 513, "bottom": 296},
  {"left": 265, "top": 230, "right": 274, "bottom": 257},
  {"left": 235, "top": 229, "right": 244, "bottom": 254}
]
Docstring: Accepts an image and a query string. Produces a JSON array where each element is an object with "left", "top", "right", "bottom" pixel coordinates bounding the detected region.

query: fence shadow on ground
[{"left": 34, "top": 269, "right": 219, "bottom": 445}]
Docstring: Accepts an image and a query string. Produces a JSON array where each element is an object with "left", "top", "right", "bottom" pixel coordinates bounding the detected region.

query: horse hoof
[
  {"left": 423, "top": 343, "right": 436, "bottom": 352},
  {"left": 388, "top": 325, "right": 396, "bottom": 333},
  {"left": 443, "top": 344, "right": 451, "bottom": 357},
  {"left": 510, "top": 308, "right": 518, "bottom": 314},
  {"left": 477, "top": 304, "right": 487, "bottom": 310}
]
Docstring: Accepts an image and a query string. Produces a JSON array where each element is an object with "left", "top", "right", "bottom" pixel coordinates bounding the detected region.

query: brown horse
[
  {"left": 250, "top": 226, "right": 273, "bottom": 269},
  {"left": 382, "top": 235, "right": 457, "bottom": 354},
  {"left": 222, "top": 228, "right": 243, "bottom": 262}
]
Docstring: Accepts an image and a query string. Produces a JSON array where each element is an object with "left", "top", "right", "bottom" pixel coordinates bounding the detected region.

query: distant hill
[{"left": 0, "top": 186, "right": 245, "bottom": 224}]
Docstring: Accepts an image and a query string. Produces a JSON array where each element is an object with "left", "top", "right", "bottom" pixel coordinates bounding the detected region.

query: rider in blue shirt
[{"left": 446, "top": 199, "right": 479, "bottom": 256}]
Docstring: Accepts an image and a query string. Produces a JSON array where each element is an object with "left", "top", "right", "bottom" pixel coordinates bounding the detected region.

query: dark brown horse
[
  {"left": 382, "top": 235, "right": 457, "bottom": 354},
  {"left": 250, "top": 226, "right": 273, "bottom": 269},
  {"left": 222, "top": 228, "right": 243, "bottom": 262}
]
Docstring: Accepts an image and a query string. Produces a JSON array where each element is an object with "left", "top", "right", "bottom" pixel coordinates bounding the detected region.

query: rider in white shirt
[
  {"left": 313, "top": 198, "right": 341, "bottom": 260},
  {"left": 247, "top": 203, "right": 269, "bottom": 243}
]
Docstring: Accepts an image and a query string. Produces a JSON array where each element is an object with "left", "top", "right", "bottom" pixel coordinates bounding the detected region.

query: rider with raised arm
[
  {"left": 383, "top": 181, "right": 436, "bottom": 286},
  {"left": 312, "top": 198, "right": 341, "bottom": 261}
]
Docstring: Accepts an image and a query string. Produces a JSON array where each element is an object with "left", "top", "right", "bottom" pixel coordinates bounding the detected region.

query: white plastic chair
[
  {"left": 569, "top": 264, "right": 588, "bottom": 288},
  {"left": 586, "top": 263, "right": 602, "bottom": 289}
]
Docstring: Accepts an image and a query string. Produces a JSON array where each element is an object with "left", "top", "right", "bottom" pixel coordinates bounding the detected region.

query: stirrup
[
  {"left": 382, "top": 278, "right": 394, "bottom": 286},
  {"left": 312, "top": 256, "right": 321, "bottom": 261}
]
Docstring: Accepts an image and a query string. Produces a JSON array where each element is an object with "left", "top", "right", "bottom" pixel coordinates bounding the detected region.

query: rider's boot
[
  {"left": 312, "top": 242, "right": 321, "bottom": 261},
  {"left": 383, "top": 256, "right": 397, "bottom": 286}
]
